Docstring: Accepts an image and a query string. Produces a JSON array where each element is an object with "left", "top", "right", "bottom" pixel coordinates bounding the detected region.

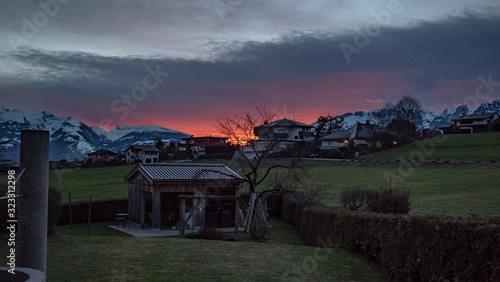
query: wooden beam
[
  {"left": 152, "top": 190, "right": 161, "bottom": 229},
  {"left": 245, "top": 193, "right": 256, "bottom": 233},
  {"left": 234, "top": 197, "right": 240, "bottom": 239},
  {"left": 180, "top": 198, "right": 186, "bottom": 238}
]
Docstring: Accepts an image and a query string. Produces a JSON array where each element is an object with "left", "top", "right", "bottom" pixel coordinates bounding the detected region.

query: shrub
[
  {"left": 285, "top": 197, "right": 500, "bottom": 281},
  {"left": 366, "top": 186, "right": 410, "bottom": 214},
  {"left": 185, "top": 225, "right": 225, "bottom": 240},
  {"left": 57, "top": 199, "right": 128, "bottom": 225},
  {"left": 48, "top": 186, "right": 62, "bottom": 236},
  {"left": 340, "top": 187, "right": 367, "bottom": 211}
]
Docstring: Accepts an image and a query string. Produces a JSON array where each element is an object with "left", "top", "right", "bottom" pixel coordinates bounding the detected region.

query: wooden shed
[{"left": 124, "top": 163, "right": 243, "bottom": 231}]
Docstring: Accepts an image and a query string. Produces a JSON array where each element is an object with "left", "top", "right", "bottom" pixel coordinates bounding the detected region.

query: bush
[
  {"left": 57, "top": 199, "right": 128, "bottom": 225},
  {"left": 283, "top": 195, "right": 500, "bottom": 281},
  {"left": 340, "top": 187, "right": 367, "bottom": 211},
  {"left": 366, "top": 186, "right": 410, "bottom": 214},
  {"left": 48, "top": 186, "right": 62, "bottom": 236},
  {"left": 184, "top": 225, "right": 225, "bottom": 240}
]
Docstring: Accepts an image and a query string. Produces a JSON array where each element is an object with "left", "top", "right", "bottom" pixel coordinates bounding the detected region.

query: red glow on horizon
[{"left": 79, "top": 72, "right": 478, "bottom": 137}]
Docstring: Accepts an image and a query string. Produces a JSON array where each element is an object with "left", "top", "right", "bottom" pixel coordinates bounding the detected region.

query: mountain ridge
[
  {"left": 1, "top": 100, "right": 499, "bottom": 162},
  {"left": 0, "top": 106, "right": 190, "bottom": 162}
]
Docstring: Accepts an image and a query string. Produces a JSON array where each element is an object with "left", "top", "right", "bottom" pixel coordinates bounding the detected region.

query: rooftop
[
  {"left": 125, "top": 163, "right": 243, "bottom": 183},
  {"left": 255, "top": 118, "right": 313, "bottom": 129},
  {"left": 452, "top": 113, "right": 499, "bottom": 121},
  {"left": 126, "top": 145, "right": 161, "bottom": 152}
]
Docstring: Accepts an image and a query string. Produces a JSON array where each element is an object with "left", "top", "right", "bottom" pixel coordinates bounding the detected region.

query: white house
[
  {"left": 452, "top": 113, "right": 499, "bottom": 133},
  {"left": 238, "top": 118, "right": 314, "bottom": 159},
  {"left": 253, "top": 118, "right": 314, "bottom": 142},
  {"left": 125, "top": 145, "right": 160, "bottom": 163}
]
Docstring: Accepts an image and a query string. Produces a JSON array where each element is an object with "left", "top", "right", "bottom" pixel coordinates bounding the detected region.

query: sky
[{"left": 1, "top": 0, "right": 500, "bottom": 135}]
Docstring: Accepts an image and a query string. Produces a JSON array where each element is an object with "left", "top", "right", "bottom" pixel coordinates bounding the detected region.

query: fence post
[
  {"left": 87, "top": 193, "right": 92, "bottom": 236},
  {"left": 69, "top": 190, "right": 72, "bottom": 229}
]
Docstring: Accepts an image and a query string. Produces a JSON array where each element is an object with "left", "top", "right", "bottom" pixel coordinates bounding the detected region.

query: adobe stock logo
[
  {"left": 7, "top": 0, "right": 71, "bottom": 48},
  {"left": 339, "top": 0, "right": 410, "bottom": 64},
  {"left": 213, "top": 0, "right": 243, "bottom": 21}
]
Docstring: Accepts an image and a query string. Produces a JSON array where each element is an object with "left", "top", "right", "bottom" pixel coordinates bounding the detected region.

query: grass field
[
  {"left": 368, "top": 132, "right": 500, "bottom": 161},
  {"left": 48, "top": 165, "right": 133, "bottom": 203},
  {"left": 295, "top": 161, "right": 500, "bottom": 216},
  {"left": 1, "top": 220, "right": 387, "bottom": 281}
]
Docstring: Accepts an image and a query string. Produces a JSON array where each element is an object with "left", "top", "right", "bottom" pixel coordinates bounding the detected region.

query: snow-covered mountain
[
  {"left": 0, "top": 107, "right": 190, "bottom": 162},
  {"left": 315, "top": 99, "right": 500, "bottom": 131}
]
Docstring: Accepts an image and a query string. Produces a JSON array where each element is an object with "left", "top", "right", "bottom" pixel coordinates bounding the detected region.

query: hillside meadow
[{"left": 368, "top": 132, "right": 500, "bottom": 161}]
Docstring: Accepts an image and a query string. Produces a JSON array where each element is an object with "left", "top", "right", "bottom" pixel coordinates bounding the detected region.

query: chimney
[{"left": 365, "top": 120, "right": 370, "bottom": 125}]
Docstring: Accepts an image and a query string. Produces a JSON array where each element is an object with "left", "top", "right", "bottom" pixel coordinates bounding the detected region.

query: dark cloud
[
  {"left": 401, "top": 70, "right": 436, "bottom": 92},
  {"left": 1, "top": 12, "right": 500, "bottom": 128}
]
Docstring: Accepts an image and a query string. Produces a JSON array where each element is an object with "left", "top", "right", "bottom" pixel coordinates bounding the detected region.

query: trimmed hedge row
[
  {"left": 57, "top": 199, "right": 128, "bottom": 225},
  {"left": 282, "top": 193, "right": 500, "bottom": 281}
]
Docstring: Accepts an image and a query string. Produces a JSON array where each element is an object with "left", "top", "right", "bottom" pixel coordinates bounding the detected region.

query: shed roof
[{"left": 124, "top": 163, "right": 243, "bottom": 183}]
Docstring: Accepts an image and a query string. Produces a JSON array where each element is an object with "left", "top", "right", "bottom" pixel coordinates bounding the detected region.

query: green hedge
[
  {"left": 57, "top": 199, "right": 128, "bottom": 225},
  {"left": 282, "top": 193, "right": 500, "bottom": 281}
]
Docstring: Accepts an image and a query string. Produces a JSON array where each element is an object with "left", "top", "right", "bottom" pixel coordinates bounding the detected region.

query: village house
[
  {"left": 319, "top": 121, "right": 386, "bottom": 153},
  {"left": 182, "top": 136, "right": 229, "bottom": 159},
  {"left": 125, "top": 145, "right": 160, "bottom": 163},
  {"left": 451, "top": 113, "right": 499, "bottom": 133},
  {"left": 240, "top": 118, "right": 314, "bottom": 159},
  {"left": 254, "top": 118, "right": 314, "bottom": 142},
  {"left": 86, "top": 149, "right": 118, "bottom": 163},
  {"left": 124, "top": 163, "right": 243, "bottom": 232}
]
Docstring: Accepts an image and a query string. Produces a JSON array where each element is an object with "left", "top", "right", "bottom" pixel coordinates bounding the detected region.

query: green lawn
[
  {"left": 3, "top": 157, "right": 498, "bottom": 216},
  {"left": 1, "top": 220, "right": 387, "bottom": 281},
  {"left": 295, "top": 161, "right": 500, "bottom": 216},
  {"left": 368, "top": 132, "right": 500, "bottom": 161},
  {"left": 48, "top": 165, "right": 134, "bottom": 203}
]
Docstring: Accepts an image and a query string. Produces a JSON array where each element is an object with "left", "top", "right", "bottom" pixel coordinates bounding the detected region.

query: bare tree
[
  {"left": 215, "top": 106, "right": 307, "bottom": 194},
  {"left": 215, "top": 106, "right": 312, "bottom": 239},
  {"left": 384, "top": 95, "right": 422, "bottom": 144},
  {"left": 393, "top": 94, "right": 422, "bottom": 125}
]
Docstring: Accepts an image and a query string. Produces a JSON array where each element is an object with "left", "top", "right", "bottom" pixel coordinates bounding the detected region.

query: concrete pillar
[{"left": 18, "top": 130, "right": 50, "bottom": 274}]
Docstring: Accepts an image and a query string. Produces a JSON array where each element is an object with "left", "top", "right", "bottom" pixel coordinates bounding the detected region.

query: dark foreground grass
[{"left": 0, "top": 220, "right": 387, "bottom": 281}]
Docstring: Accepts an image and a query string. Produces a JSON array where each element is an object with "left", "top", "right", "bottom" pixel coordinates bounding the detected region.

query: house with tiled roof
[
  {"left": 452, "top": 113, "right": 499, "bottom": 133},
  {"left": 254, "top": 118, "right": 314, "bottom": 142},
  {"left": 124, "top": 163, "right": 243, "bottom": 231},
  {"left": 240, "top": 118, "right": 314, "bottom": 159},
  {"left": 319, "top": 121, "right": 386, "bottom": 151},
  {"left": 87, "top": 149, "right": 118, "bottom": 163},
  {"left": 125, "top": 145, "right": 160, "bottom": 163}
]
